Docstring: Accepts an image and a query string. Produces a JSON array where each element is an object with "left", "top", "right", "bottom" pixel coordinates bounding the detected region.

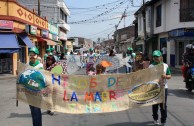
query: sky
[{"left": 65, "top": 0, "right": 145, "bottom": 42}]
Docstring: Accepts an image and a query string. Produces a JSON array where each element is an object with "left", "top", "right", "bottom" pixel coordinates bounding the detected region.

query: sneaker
[
  {"left": 47, "top": 110, "right": 54, "bottom": 116},
  {"left": 153, "top": 120, "right": 160, "bottom": 125},
  {"left": 161, "top": 123, "right": 166, "bottom": 126}
]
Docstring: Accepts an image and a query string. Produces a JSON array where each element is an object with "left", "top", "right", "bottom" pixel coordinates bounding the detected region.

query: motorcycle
[
  {"left": 185, "top": 57, "right": 194, "bottom": 92},
  {"left": 185, "top": 66, "right": 194, "bottom": 92}
]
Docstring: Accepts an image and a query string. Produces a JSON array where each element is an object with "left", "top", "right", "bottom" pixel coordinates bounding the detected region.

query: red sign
[{"left": 0, "top": 20, "right": 13, "bottom": 29}]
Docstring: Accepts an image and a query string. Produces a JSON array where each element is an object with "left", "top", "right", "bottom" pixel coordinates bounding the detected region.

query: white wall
[{"left": 138, "top": 14, "right": 144, "bottom": 37}]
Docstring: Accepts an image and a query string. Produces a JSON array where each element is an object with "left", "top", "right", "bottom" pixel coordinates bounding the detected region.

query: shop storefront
[
  {"left": 0, "top": 0, "right": 48, "bottom": 75},
  {"left": 168, "top": 28, "right": 194, "bottom": 67},
  {"left": 59, "top": 28, "right": 67, "bottom": 52},
  {"left": 0, "top": 33, "right": 20, "bottom": 74}
]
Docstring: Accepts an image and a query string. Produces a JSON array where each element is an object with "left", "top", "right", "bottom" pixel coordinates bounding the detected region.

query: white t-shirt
[
  {"left": 149, "top": 63, "right": 170, "bottom": 88},
  {"left": 161, "top": 47, "right": 167, "bottom": 55},
  {"left": 88, "top": 53, "right": 96, "bottom": 63}
]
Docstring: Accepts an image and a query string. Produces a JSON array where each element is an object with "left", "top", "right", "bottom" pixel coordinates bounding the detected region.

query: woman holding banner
[
  {"left": 149, "top": 50, "right": 171, "bottom": 126},
  {"left": 28, "top": 47, "right": 43, "bottom": 126}
]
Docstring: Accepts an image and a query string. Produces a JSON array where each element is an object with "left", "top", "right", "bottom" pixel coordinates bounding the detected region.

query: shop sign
[
  {"left": 0, "top": 20, "right": 13, "bottom": 29},
  {"left": 184, "top": 29, "right": 194, "bottom": 36},
  {"left": 41, "top": 30, "right": 49, "bottom": 38},
  {"left": 30, "top": 25, "right": 37, "bottom": 35},
  {"left": 48, "top": 23, "right": 58, "bottom": 35},
  {"left": 48, "top": 33, "right": 52, "bottom": 40},
  {"left": 59, "top": 31, "right": 67, "bottom": 40},
  {"left": 58, "top": 41, "right": 62, "bottom": 45},
  {"left": 52, "top": 34, "right": 58, "bottom": 41},
  {"left": 169, "top": 29, "right": 184, "bottom": 37}
]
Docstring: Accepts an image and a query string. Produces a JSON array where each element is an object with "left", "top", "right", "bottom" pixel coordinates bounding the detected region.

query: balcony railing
[{"left": 180, "top": 8, "right": 194, "bottom": 22}]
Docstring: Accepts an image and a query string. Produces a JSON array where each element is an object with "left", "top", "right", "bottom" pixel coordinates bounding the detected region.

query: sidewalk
[
  {"left": 0, "top": 73, "right": 16, "bottom": 80},
  {"left": 169, "top": 66, "right": 182, "bottom": 74}
]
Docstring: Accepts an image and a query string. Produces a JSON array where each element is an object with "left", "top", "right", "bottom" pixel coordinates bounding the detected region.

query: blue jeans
[
  {"left": 152, "top": 88, "right": 168, "bottom": 123},
  {"left": 126, "top": 66, "right": 132, "bottom": 73},
  {"left": 29, "top": 105, "right": 42, "bottom": 126}
]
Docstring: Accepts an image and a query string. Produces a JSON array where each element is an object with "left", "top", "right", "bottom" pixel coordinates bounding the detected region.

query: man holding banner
[
  {"left": 27, "top": 47, "right": 43, "bottom": 126},
  {"left": 149, "top": 50, "right": 171, "bottom": 126}
]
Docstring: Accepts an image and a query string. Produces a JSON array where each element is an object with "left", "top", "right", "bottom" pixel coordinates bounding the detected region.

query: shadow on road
[
  {"left": 168, "top": 89, "right": 194, "bottom": 100},
  {"left": 8, "top": 113, "right": 31, "bottom": 118},
  {"left": 106, "top": 121, "right": 153, "bottom": 126},
  {"left": 8, "top": 111, "right": 58, "bottom": 118}
]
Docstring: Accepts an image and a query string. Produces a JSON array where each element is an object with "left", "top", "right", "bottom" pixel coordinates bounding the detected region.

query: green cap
[
  {"left": 89, "top": 48, "right": 93, "bottom": 51},
  {"left": 153, "top": 50, "right": 162, "bottom": 57},
  {"left": 46, "top": 48, "right": 51, "bottom": 53},
  {"left": 64, "top": 47, "right": 68, "bottom": 50},
  {"left": 127, "top": 47, "right": 133, "bottom": 51},
  {"left": 50, "top": 48, "right": 54, "bottom": 52},
  {"left": 29, "top": 47, "right": 39, "bottom": 55}
]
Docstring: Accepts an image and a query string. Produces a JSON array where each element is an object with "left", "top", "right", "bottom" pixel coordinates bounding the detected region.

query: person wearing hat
[
  {"left": 50, "top": 47, "right": 55, "bottom": 55},
  {"left": 44, "top": 48, "right": 51, "bottom": 64},
  {"left": 64, "top": 47, "right": 69, "bottom": 55},
  {"left": 125, "top": 47, "right": 136, "bottom": 73},
  {"left": 149, "top": 50, "right": 171, "bottom": 126},
  {"left": 28, "top": 47, "right": 43, "bottom": 126},
  {"left": 86, "top": 48, "right": 96, "bottom": 74},
  {"left": 57, "top": 51, "right": 61, "bottom": 59}
]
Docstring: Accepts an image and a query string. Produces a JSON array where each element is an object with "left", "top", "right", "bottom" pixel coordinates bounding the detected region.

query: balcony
[
  {"left": 180, "top": 8, "right": 194, "bottom": 22},
  {"left": 57, "top": 21, "right": 70, "bottom": 31},
  {"left": 57, "top": 1, "right": 70, "bottom": 16}
]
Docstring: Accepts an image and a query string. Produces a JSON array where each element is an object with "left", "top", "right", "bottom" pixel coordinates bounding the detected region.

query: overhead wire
[{"left": 68, "top": 0, "right": 128, "bottom": 24}]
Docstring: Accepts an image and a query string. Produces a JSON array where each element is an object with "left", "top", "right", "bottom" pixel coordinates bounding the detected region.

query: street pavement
[{"left": 1, "top": 70, "right": 194, "bottom": 126}]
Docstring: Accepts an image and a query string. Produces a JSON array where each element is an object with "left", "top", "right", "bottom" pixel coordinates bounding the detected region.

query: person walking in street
[
  {"left": 64, "top": 47, "right": 69, "bottom": 55},
  {"left": 44, "top": 48, "right": 51, "bottom": 64},
  {"left": 149, "top": 50, "right": 171, "bottom": 126},
  {"left": 125, "top": 47, "right": 136, "bottom": 73},
  {"left": 161, "top": 44, "right": 167, "bottom": 63},
  {"left": 28, "top": 47, "right": 43, "bottom": 126},
  {"left": 86, "top": 48, "right": 96, "bottom": 74}
]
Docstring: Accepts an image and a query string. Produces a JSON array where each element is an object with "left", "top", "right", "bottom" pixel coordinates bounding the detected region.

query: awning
[
  {"left": 0, "top": 49, "right": 19, "bottom": 53},
  {"left": 18, "top": 34, "right": 34, "bottom": 48},
  {"left": 38, "top": 38, "right": 57, "bottom": 45},
  {"left": 0, "top": 34, "right": 20, "bottom": 48}
]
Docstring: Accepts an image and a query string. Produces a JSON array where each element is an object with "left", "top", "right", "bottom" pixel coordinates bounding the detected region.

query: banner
[{"left": 16, "top": 62, "right": 164, "bottom": 114}]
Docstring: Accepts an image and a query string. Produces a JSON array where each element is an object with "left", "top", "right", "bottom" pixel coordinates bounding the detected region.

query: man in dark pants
[
  {"left": 28, "top": 47, "right": 43, "bottom": 126},
  {"left": 149, "top": 50, "right": 171, "bottom": 126}
]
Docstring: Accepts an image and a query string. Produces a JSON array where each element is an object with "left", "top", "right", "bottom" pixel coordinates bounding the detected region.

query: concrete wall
[{"left": 17, "top": 0, "right": 67, "bottom": 23}]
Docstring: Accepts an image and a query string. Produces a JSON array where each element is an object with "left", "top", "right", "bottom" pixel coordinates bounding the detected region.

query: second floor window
[
  {"left": 180, "top": 0, "right": 194, "bottom": 22},
  {"left": 138, "top": 16, "right": 142, "bottom": 31},
  {"left": 147, "top": 8, "right": 151, "bottom": 28},
  {"left": 156, "top": 4, "right": 162, "bottom": 27},
  {"left": 60, "top": 9, "right": 67, "bottom": 23}
]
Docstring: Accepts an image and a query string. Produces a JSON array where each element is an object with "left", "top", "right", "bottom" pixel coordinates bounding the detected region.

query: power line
[
  {"left": 84, "top": 26, "right": 115, "bottom": 38},
  {"left": 68, "top": 0, "right": 124, "bottom": 10},
  {"left": 69, "top": 0, "right": 128, "bottom": 24}
]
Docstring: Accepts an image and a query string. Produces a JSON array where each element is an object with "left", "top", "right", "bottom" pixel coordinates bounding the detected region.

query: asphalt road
[{"left": 1, "top": 72, "right": 194, "bottom": 126}]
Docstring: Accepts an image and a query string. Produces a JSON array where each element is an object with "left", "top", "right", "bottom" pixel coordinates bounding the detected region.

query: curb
[{"left": 0, "top": 76, "right": 17, "bottom": 80}]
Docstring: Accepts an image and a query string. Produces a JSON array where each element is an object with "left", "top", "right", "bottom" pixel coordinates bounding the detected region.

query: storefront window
[{"left": 0, "top": 54, "right": 12, "bottom": 73}]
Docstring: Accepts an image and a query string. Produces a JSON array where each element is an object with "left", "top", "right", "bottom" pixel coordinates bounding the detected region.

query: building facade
[
  {"left": 16, "top": 0, "right": 70, "bottom": 53},
  {"left": 114, "top": 25, "right": 135, "bottom": 53},
  {"left": 134, "top": 0, "right": 194, "bottom": 67},
  {"left": 0, "top": 0, "right": 49, "bottom": 75}
]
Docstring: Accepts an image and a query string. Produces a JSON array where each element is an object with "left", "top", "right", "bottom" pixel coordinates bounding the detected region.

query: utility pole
[
  {"left": 38, "top": 0, "right": 40, "bottom": 16},
  {"left": 115, "top": 25, "right": 119, "bottom": 53},
  {"left": 142, "top": 0, "right": 147, "bottom": 55},
  {"left": 123, "top": 11, "right": 127, "bottom": 28}
]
